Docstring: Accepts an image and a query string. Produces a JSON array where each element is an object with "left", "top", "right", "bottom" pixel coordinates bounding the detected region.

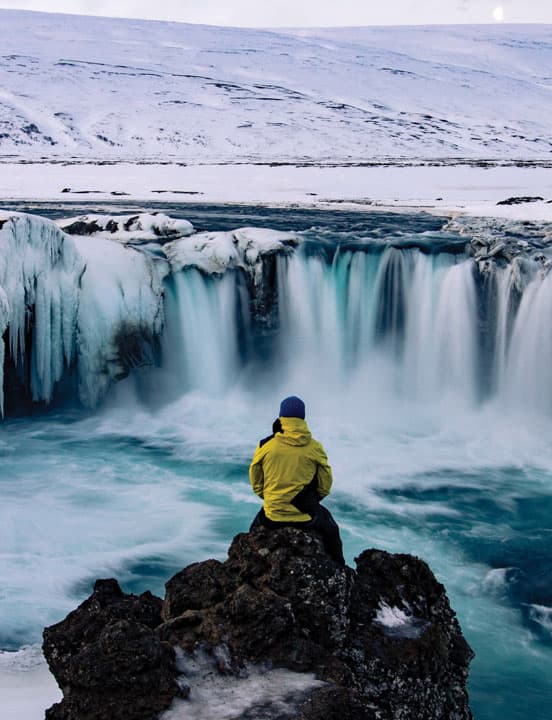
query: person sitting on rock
[{"left": 249, "top": 395, "right": 345, "bottom": 566}]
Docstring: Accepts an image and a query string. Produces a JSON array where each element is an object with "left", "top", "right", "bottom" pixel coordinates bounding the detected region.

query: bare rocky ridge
[{"left": 43, "top": 528, "right": 474, "bottom": 720}]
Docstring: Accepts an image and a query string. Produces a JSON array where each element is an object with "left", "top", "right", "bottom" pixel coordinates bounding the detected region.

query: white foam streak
[{"left": 528, "top": 605, "right": 552, "bottom": 636}]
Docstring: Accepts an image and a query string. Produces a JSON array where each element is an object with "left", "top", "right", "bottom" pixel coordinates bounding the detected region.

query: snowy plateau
[{"left": 0, "top": 9, "right": 550, "bottom": 163}]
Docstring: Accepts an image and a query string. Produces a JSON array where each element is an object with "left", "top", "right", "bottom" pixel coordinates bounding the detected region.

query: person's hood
[{"left": 279, "top": 417, "right": 312, "bottom": 446}]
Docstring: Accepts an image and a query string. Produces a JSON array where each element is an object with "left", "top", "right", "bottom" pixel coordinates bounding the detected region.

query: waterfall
[
  {"left": 504, "top": 268, "right": 552, "bottom": 413},
  {"left": 162, "top": 269, "right": 241, "bottom": 396},
  {"left": 4, "top": 211, "right": 552, "bottom": 417},
  {"left": 163, "top": 243, "right": 552, "bottom": 415}
]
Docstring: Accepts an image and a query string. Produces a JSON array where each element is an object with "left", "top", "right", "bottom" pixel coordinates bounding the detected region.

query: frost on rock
[
  {"left": 446, "top": 215, "right": 552, "bottom": 270},
  {"left": 58, "top": 213, "right": 194, "bottom": 245},
  {"left": 0, "top": 212, "right": 84, "bottom": 414},
  {"left": 0, "top": 212, "right": 169, "bottom": 414}
]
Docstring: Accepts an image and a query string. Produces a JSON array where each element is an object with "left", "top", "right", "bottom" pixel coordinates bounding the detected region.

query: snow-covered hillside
[{"left": 0, "top": 9, "right": 550, "bottom": 163}]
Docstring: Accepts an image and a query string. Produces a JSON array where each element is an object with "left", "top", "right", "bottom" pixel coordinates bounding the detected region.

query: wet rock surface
[{"left": 43, "top": 529, "right": 474, "bottom": 720}]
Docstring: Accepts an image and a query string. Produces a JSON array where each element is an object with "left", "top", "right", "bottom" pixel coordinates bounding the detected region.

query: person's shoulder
[{"left": 310, "top": 437, "right": 328, "bottom": 454}]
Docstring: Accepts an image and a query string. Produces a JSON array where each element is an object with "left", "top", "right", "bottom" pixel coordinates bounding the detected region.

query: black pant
[{"left": 250, "top": 505, "right": 345, "bottom": 566}]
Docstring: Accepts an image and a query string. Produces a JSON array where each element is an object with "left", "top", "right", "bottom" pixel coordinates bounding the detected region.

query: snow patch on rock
[
  {"left": 375, "top": 602, "right": 413, "bottom": 628},
  {"left": 161, "top": 647, "right": 325, "bottom": 720},
  {"left": 58, "top": 213, "right": 194, "bottom": 244},
  {"left": 374, "top": 601, "right": 429, "bottom": 639},
  {"left": 164, "top": 227, "right": 298, "bottom": 278}
]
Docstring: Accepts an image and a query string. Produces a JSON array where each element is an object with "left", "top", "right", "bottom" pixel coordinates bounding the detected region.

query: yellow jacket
[{"left": 249, "top": 416, "right": 333, "bottom": 522}]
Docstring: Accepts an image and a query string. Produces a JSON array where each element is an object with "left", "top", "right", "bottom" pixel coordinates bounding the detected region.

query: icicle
[
  {"left": 0, "top": 213, "right": 85, "bottom": 410},
  {"left": 73, "top": 236, "right": 169, "bottom": 407},
  {"left": 0, "top": 285, "right": 9, "bottom": 416},
  {"left": 0, "top": 212, "right": 168, "bottom": 414}
]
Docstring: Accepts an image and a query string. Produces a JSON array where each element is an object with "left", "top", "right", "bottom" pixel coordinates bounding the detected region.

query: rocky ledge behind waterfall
[{"left": 43, "top": 528, "right": 474, "bottom": 720}]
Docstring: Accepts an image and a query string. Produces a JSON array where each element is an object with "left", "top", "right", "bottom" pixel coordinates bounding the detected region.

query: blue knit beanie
[{"left": 279, "top": 395, "right": 305, "bottom": 419}]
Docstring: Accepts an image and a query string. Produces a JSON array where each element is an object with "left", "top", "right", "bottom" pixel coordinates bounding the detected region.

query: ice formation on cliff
[
  {"left": 0, "top": 213, "right": 84, "bottom": 413},
  {"left": 0, "top": 212, "right": 168, "bottom": 413}
]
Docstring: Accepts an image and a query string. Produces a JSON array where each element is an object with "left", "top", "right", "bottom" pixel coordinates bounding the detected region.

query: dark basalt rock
[
  {"left": 496, "top": 196, "right": 545, "bottom": 205},
  {"left": 43, "top": 579, "right": 180, "bottom": 720},
  {"left": 59, "top": 219, "right": 104, "bottom": 235},
  {"left": 44, "top": 529, "right": 474, "bottom": 720}
]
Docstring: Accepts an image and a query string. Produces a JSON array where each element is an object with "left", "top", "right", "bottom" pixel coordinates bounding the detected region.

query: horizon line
[{"left": 0, "top": 7, "right": 551, "bottom": 30}]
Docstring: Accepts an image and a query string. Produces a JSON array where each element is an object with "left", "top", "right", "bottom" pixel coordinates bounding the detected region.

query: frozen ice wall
[
  {"left": 0, "top": 212, "right": 84, "bottom": 414},
  {"left": 0, "top": 212, "right": 168, "bottom": 414},
  {"left": 72, "top": 234, "right": 168, "bottom": 407}
]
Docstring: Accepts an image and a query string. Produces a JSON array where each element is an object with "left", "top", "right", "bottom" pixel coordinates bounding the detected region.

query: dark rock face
[
  {"left": 496, "top": 196, "right": 545, "bottom": 205},
  {"left": 43, "top": 579, "right": 179, "bottom": 720},
  {"left": 161, "top": 529, "right": 473, "bottom": 719},
  {"left": 161, "top": 530, "right": 354, "bottom": 682},
  {"left": 344, "top": 550, "right": 474, "bottom": 720},
  {"left": 44, "top": 530, "right": 474, "bottom": 720}
]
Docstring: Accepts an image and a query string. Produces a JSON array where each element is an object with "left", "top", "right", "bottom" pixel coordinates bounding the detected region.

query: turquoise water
[
  {"left": 1, "top": 205, "right": 551, "bottom": 719},
  {"left": 1, "top": 398, "right": 551, "bottom": 720}
]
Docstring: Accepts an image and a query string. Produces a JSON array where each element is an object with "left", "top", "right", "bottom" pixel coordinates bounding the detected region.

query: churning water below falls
[{"left": 0, "top": 205, "right": 551, "bottom": 720}]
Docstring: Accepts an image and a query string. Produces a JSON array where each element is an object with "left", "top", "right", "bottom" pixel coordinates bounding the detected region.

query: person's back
[
  {"left": 249, "top": 396, "right": 345, "bottom": 565},
  {"left": 250, "top": 414, "right": 332, "bottom": 522}
]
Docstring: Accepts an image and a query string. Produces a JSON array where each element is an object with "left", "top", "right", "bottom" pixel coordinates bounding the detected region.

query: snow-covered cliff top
[{"left": 164, "top": 227, "right": 298, "bottom": 275}]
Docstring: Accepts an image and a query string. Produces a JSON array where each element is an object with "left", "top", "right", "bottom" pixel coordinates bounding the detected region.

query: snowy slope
[{"left": 0, "top": 9, "right": 550, "bottom": 163}]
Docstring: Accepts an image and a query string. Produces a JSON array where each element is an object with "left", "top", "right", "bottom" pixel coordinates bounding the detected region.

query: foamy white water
[{"left": 0, "top": 646, "right": 61, "bottom": 720}]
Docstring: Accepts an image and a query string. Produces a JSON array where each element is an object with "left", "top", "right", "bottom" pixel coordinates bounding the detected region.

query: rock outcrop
[
  {"left": 43, "top": 528, "right": 474, "bottom": 720},
  {"left": 58, "top": 213, "right": 195, "bottom": 244},
  {"left": 445, "top": 215, "right": 552, "bottom": 271},
  {"left": 43, "top": 579, "right": 179, "bottom": 720}
]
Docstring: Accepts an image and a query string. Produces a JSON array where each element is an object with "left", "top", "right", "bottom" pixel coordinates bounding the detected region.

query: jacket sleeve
[
  {"left": 314, "top": 442, "right": 333, "bottom": 498},
  {"left": 249, "top": 443, "right": 265, "bottom": 498}
]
